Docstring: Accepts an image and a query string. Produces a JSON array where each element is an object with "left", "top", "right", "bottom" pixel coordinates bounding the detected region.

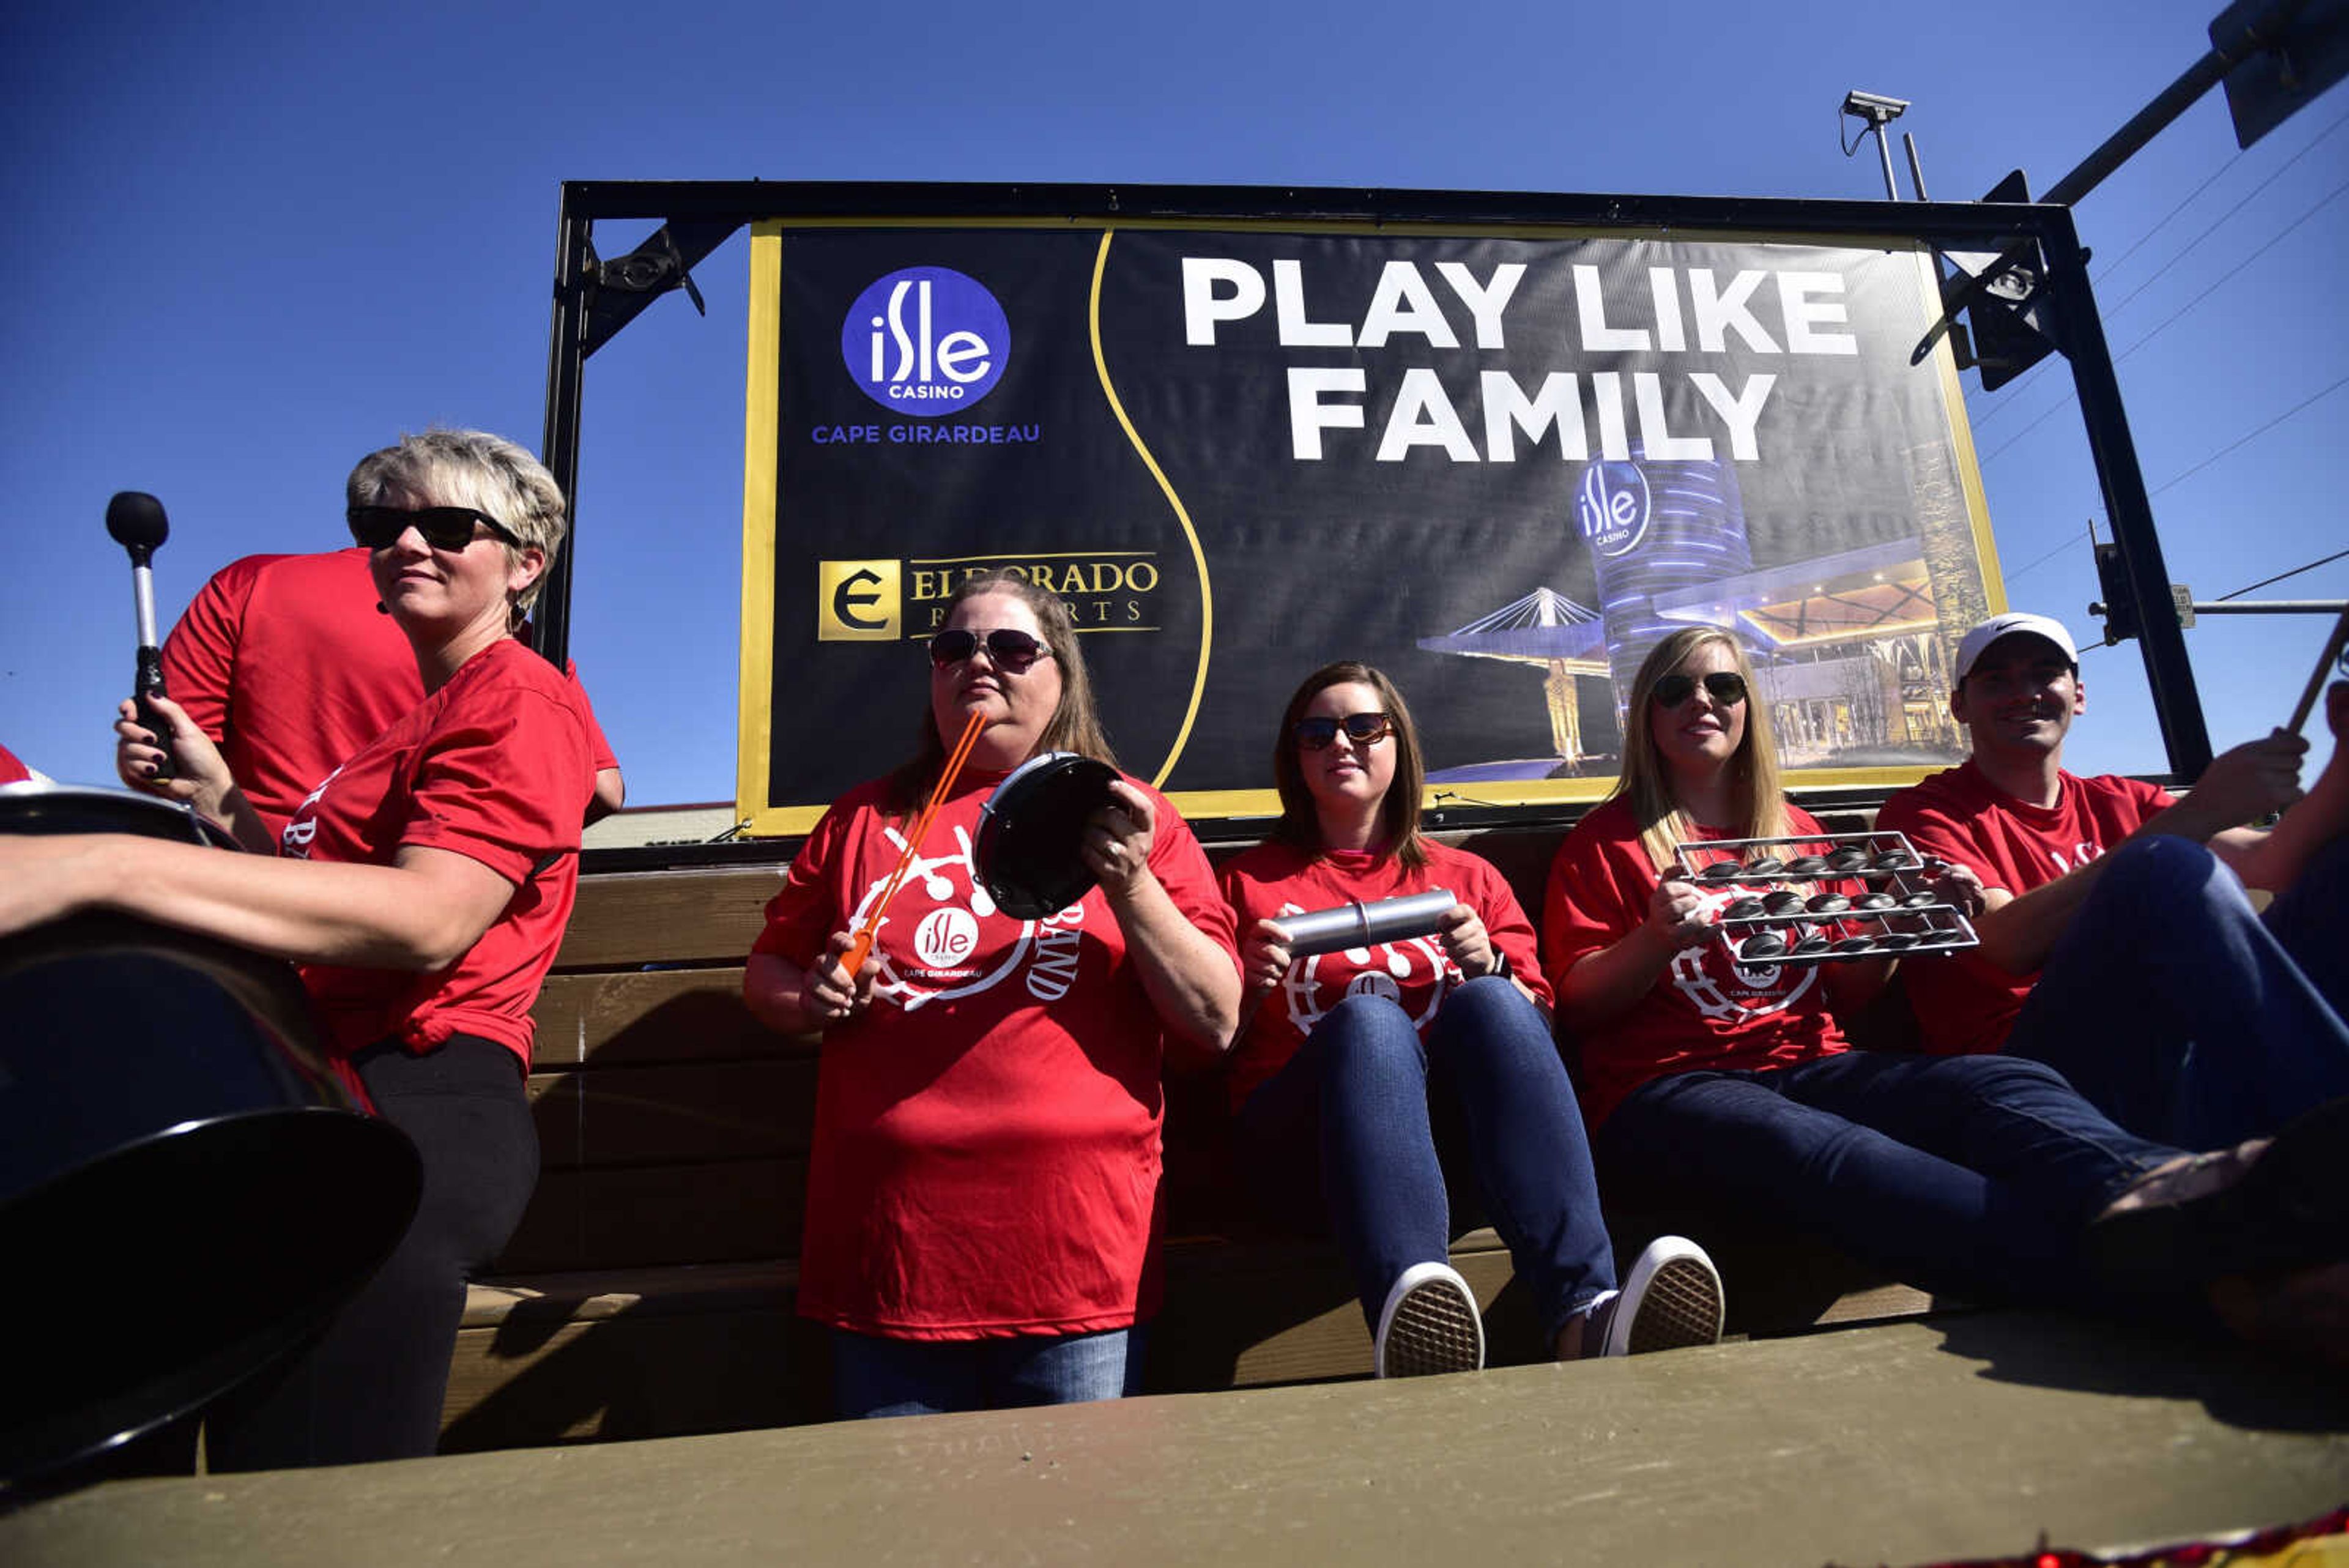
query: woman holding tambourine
[
  {"left": 1220, "top": 661, "right": 1724, "bottom": 1378},
  {"left": 741, "top": 570, "right": 1240, "bottom": 1418}
]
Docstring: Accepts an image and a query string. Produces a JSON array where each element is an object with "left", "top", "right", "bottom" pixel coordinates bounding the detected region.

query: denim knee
[
  {"left": 1312, "top": 994, "right": 1434, "bottom": 1134},
  {"left": 1933, "top": 1052, "right": 2075, "bottom": 1096},
  {"left": 1427, "top": 976, "right": 1556, "bottom": 1071},
  {"left": 1442, "top": 974, "right": 1531, "bottom": 1025},
  {"left": 1316, "top": 994, "right": 1425, "bottom": 1071},
  {"left": 2096, "top": 834, "right": 2217, "bottom": 903}
]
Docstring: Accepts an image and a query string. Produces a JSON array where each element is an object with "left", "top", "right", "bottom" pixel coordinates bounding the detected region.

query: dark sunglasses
[
  {"left": 927, "top": 626, "right": 1053, "bottom": 673},
  {"left": 347, "top": 505, "right": 517, "bottom": 552},
  {"left": 1294, "top": 712, "right": 1393, "bottom": 751},
  {"left": 1652, "top": 671, "right": 1748, "bottom": 708}
]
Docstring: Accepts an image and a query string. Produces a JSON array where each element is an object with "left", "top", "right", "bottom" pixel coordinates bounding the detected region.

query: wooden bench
[{"left": 442, "top": 809, "right": 1950, "bottom": 1452}]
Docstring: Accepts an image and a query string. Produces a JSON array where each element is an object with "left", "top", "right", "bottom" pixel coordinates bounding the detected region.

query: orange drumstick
[{"left": 832, "top": 708, "right": 989, "bottom": 988}]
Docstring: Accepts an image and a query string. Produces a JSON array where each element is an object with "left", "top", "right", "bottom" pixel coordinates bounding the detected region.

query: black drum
[
  {"left": 0, "top": 786, "right": 421, "bottom": 1487},
  {"left": 974, "top": 752, "right": 1121, "bottom": 920}
]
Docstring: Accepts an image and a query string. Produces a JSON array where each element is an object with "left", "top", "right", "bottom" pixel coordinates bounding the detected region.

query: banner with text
[{"left": 739, "top": 220, "right": 2003, "bottom": 836}]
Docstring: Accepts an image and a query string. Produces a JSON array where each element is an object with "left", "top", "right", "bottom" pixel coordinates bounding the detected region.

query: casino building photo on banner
[{"left": 738, "top": 214, "right": 2003, "bottom": 836}]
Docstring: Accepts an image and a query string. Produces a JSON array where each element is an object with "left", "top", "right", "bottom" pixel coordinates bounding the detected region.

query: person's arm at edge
[
  {"left": 2210, "top": 683, "right": 2348, "bottom": 893},
  {"left": 1963, "top": 729, "right": 2309, "bottom": 972},
  {"left": 0, "top": 833, "right": 517, "bottom": 971},
  {"left": 561, "top": 660, "right": 625, "bottom": 825},
  {"left": 589, "top": 767, "right": 625, "bottom": 824}
]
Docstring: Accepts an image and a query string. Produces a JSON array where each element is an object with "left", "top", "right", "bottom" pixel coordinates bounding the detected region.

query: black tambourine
[{"left": 974, "top": 752, "right": 1122, "bottom": 920}]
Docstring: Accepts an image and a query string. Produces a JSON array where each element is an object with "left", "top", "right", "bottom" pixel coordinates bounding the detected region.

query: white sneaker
[
  {"left": 1596, "top": 1236, "right": 1725, "bottom": 1356},
  {"left": 1373, "top": 1261, "right": 1485, "bottom": 1378}
]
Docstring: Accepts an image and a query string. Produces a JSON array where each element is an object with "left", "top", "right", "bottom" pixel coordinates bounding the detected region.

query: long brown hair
[
  {"left": 1612, "top": 627, "right": 1787, "bottom": 872},
  {"left": 1267, "top": 661, "right": 1428, "bottom": 870},
  {"left": 886, "top": 570, "right": 1118, "bottom": 811}
]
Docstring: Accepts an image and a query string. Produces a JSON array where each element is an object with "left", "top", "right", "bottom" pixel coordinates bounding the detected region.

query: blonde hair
[
  {"left": 346, "top": 428, "right": 567, "bottom": 617},
  {"left": 1612, "top": 627, "right": 1788, "bottom": 872}
]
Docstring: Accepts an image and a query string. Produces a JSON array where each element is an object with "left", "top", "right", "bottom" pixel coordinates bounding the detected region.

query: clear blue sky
[{"left": 4, "top": 0, "right": 2342, "bottom": 809}]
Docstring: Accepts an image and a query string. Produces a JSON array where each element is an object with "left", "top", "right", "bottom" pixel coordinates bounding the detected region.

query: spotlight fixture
[{"left": 1841, "top": 89, "right": 1909, "bottom": 123}]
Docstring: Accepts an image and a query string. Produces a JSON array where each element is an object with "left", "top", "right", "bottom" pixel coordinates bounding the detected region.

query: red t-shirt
[
  {"left": 284, "top": 639, "right": 596, "bottom": 1079},
  {"left": 0, "top": 742, "right": 30, "bottom": 784},
  {"left": 1542, "top": 797, "right": 1849, "bottom": 1129},
  {"left": 1876, "top": 760, "right": 2173, "bottom": 1054},
  {"left": 752, "top": 770, "right": 1239, "bottom": 1340},
  {"left": 162, "top": 549, "right": 618, "bottom": 838},
  {"left": 1219, "top": 839, "right": 1553, "bottom": 1112}
]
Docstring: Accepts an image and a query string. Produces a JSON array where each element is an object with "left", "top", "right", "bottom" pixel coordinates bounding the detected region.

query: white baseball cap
[{"left": 1953, "top": 612, "right": 2079, "bottom": 685}]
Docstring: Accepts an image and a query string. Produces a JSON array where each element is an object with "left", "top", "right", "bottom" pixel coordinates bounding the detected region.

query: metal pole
[
  {"left": 1873, "top": 124, "right": 1901, "bottom": 201},
  {"left": 1902, "top": 133, "right": 1929, "bottom": 201},
  {"left": 2041, "top": 210, "right": 2213, "bottom": 776},
  {"left": 533, "top": 188, "right": 592, "bottom": 673},
  {"left": 2039, "top": 0, "right": 2307, "bottom": 206},
  {"left": 2187, "top": 600, "right": 2349, "bottom": 614}
]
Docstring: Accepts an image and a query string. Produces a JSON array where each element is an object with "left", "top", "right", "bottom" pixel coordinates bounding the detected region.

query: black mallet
[{"left": 105, "top": 491, "right": 175, "bottom": 781}]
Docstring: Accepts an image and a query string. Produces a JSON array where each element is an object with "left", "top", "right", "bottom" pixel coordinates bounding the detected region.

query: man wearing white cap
[{"left": 1876, "top": 610, "right": 2349, "bottom": 1146}]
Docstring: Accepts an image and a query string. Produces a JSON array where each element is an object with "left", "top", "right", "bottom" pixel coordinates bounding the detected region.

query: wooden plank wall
[{"left": 506, "top": 869, "right": 797, "bottom": 1274}]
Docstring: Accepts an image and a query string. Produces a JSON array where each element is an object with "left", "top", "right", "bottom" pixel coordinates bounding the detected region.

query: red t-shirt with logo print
[
  {"left": 284, "top": 638, "right": 596, "bottom": 1083},
  {"left": 1542, "top": 797, "right": 1851, "bottom": 1130},
  {"left": 1876, "top": 759, "right": 2173, "bottom": 1055},
  {"left": 1218, "top": 839, "right": 1551, "bottom": 1114},
  {"left": 752, "top": 770, "right": 1239, "bottom": 1340}
]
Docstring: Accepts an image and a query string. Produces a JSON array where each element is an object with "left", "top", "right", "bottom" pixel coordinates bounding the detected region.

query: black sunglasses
[
  {"left": 1294, "top": 712, "right": 1393, "bottom": 751},
  {"left": 347, "top": 505, "right": 517, "bottom": 552},
  {"left": 927, "top": 627, "right": 1053, "bottom": 673},
  {"left": 1652, "top": 671, "right": 1748, "bottom": 708}
]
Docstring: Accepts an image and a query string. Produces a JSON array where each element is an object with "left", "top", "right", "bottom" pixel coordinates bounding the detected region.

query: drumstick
[
  {"left": 2284, "top": 604, "right": 2349, "bottom": 737},
  {"left": 831, "top": 708, "right": 989, "bottom": 989}
]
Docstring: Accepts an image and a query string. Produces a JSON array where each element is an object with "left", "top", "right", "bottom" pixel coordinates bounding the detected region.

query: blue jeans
[
  {"left": 830, "top": 1326, "right": 1146, "bottom": 1419},
  {"left": 1595, "top": 1050, "right": 2177, "bottom": 1308},
  {"left": 2001, "top": 834, "right": 2349, "bottom": 1148},
  {"left": 1236, "top": 978, "right": 1617, "bottom": 1343}
]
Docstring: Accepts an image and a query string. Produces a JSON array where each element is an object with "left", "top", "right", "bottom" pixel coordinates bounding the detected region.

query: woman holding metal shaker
[{"left": 1220, "top": 661, "right": 1723, "bottom": 1377}]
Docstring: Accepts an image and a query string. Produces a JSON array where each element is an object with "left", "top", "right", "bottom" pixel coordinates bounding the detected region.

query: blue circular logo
[
  {"left": 1574, "top": 461, "right": 1651, "bottom": 559},
  {"left": 841, "top": 267, "right": 1010, "bottom": 417}
]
